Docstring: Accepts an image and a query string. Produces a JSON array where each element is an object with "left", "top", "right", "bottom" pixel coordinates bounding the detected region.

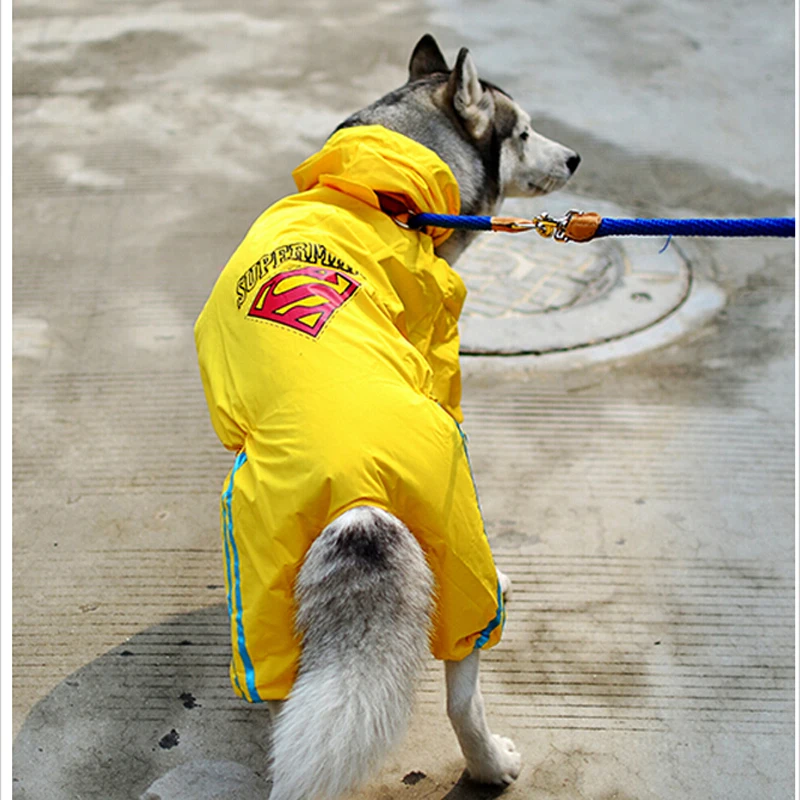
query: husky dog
[{"left": 263, "top": 35, "right": 579, "bottom": 800}]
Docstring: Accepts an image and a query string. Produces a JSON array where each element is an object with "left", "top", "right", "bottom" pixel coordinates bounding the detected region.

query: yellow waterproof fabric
[{"left": 195, "top": 125, "right": 504, "bottom": 702}]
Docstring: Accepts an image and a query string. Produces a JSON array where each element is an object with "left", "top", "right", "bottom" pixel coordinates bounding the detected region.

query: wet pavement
[{"left": 11, "top": 0, "right": 795, "bottom": 798}]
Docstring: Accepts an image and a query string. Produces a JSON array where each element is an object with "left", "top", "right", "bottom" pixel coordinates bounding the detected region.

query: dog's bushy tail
[{"left": 268, "top": 506, "right": 434, "bottom": 800}]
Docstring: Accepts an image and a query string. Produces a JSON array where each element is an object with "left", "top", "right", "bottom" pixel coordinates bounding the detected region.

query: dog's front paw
[{"left": 466, "top": 734, "right": 521, "bottom": 786}]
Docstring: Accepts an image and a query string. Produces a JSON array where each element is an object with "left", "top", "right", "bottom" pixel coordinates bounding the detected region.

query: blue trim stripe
[
  {"left": 455, "top": 421, "right": 483, "bottom": 515},
  {"left": 220, "top": 493, "right": 244, "bottom": 699},
  {"left": 474, "top": 580, "right": 505, "bottom": 650},
  {"left": 222, "top": 451, "right": 262, "bottom": 703},
  {"left": 220, "top": 488, "right": 235, "bottom": 619},
  {"left": 455, "top": 421, "right": 506, "bottom": 651}
]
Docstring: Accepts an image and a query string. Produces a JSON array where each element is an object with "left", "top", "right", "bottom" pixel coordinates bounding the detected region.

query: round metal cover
[{"left": 458, "top": 197, "right": 693, "bottom": 355}]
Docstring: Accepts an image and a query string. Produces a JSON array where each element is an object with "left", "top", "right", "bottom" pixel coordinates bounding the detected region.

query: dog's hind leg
[{"left": 445, "top": 650, "right": 521, "bottom": 785}]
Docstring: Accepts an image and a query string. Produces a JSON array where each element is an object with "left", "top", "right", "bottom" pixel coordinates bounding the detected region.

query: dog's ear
[
  {"left": 447, "top": 48, "right": 494, "bottom": 140},
  {"left": 408, "top": 34, "right": 449, "bottom": 82}
]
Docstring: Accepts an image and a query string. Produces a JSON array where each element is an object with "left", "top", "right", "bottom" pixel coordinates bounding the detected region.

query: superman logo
[{"left": 247, "top": 266, "right": 360, "bottom": 338}]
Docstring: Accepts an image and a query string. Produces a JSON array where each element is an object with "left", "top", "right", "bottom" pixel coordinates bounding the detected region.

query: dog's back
[{"left": 269, "top": 507, "right": 433, "bottom": 800}]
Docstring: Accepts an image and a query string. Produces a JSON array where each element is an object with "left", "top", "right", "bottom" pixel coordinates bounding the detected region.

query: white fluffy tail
[{"left": 268, "top": 507, "right": 434, "bottom": 800}]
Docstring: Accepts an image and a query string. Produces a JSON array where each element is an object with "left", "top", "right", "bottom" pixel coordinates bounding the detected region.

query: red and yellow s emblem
[{"left": 247, "top": 266, "right": 360, "bottom": 338}]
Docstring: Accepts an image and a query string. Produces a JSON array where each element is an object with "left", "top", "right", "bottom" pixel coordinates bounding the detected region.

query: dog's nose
[{"left": 566, "top": 153, "right": 581, "bottom": 174}]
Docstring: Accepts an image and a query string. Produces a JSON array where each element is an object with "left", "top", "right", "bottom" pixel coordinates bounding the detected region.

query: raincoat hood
[{"left": 292, "top": 125, "right": 461, "bottom": 249}]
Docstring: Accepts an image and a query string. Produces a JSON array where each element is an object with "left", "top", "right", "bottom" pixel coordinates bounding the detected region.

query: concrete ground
[{"left": 11, "top": 0, "right": 795, "bottom": 798}]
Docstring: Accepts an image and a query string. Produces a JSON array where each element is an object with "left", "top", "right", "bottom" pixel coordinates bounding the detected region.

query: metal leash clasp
[{"left": 531, "top": 210, "right": 583, "bottom": 242}]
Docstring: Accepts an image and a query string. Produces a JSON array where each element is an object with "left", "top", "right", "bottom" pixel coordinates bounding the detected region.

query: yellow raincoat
[{"left": 195, "top": 125, "right": 504, "bottom": 702}]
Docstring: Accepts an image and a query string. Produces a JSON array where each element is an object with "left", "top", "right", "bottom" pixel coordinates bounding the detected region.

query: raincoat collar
[{"left": 291, "top": 125, "right": 461, "bottom": 249}]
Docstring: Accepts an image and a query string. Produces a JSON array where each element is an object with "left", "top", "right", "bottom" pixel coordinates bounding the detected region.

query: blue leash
[
  {"left": 404, "top": 211, "right": 796, "bottom": 241},
  {"left": 593, "top": 217, "right": 795, "bottom": 239}
]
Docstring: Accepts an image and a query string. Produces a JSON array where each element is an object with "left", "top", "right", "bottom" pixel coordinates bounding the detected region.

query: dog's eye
[{"left": 520, "top": 130, "right": 529, "bottom": 141}]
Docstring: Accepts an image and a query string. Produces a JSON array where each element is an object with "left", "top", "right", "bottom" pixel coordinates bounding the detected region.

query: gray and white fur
[
  {"left": 267, "top": 35, "right": 579, "bottom": 799},
  {"left": 337, "top": 34, "right": 579, "bottom": 264},
  {"left": 268, "top": 508, "right": 433, "bottom": 800}
]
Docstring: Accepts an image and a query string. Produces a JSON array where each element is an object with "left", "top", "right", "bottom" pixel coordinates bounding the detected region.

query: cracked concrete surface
[{"left": 11, "top": 0, "right": 795, "bottom": 798}]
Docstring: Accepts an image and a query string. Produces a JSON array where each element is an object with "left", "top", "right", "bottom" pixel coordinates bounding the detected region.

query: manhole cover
[{"left": 458, "top": 197, "right": 695, "bottom": 355}]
